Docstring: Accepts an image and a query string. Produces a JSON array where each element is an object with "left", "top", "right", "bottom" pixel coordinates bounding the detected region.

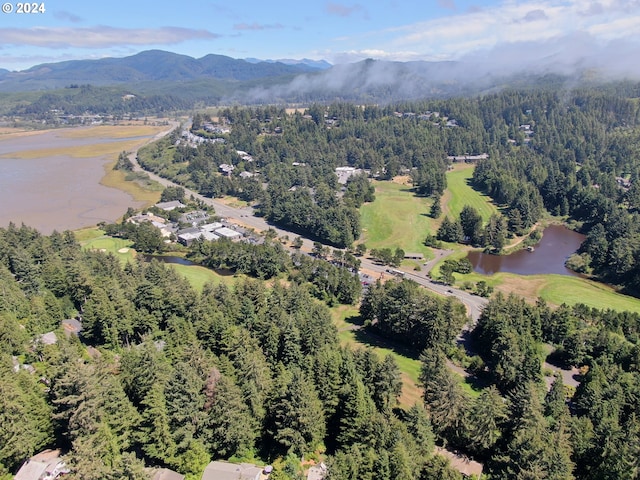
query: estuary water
[{"left": 0, "top": 128, "right": 154, "bottom": 234}]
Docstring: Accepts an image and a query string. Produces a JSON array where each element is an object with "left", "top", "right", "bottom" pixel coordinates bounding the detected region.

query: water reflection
[{"left": 467, "top": 224, "right": 585, "bottom": 276}]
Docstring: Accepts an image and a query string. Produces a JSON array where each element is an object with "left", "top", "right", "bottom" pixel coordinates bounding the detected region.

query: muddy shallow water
[
  {"left": 467, "top": 224, "right": 586, "bottom": 276},
  {"left": 0, "top": 129, "right": 151, "bottom": 234}
]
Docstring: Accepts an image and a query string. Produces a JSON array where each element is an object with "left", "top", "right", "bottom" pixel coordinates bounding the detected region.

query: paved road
[{"left": 129, "top": 123, "right": 488, "bottom": 325}]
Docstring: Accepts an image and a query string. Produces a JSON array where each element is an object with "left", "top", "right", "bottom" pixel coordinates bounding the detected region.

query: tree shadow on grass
[{"left": 351, "top": 325, "right": 422, "bottom": 361}]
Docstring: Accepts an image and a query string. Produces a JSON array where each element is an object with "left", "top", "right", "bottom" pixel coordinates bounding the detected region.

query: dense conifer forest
[
  {"left": 140, "top": 83, "right": 640, "bottom": 295},
  {"left": 4, "top": 81, "right": 640, "bottom": 479}
]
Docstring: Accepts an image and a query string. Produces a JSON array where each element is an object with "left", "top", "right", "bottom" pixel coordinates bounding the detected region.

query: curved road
[{"left": 129, "top": 124, "right": 488, "bottom": 324}]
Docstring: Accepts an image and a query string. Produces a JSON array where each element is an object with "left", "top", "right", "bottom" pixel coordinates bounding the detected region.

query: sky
[{"left": 0, "top": 0, "right": 639, "bottom": 72}]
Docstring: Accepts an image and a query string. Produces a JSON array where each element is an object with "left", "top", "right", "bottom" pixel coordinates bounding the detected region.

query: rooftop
[{"left": 201, "top": 461, "right": 262, "bottom": 480}]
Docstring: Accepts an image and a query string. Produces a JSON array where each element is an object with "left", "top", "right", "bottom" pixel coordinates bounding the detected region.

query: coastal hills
[
  {"left": 0, "top": 50, "right": 327, "bottom": 91},
  {"left": 0, "top": 49, "right": 630, "bottom": 115}
]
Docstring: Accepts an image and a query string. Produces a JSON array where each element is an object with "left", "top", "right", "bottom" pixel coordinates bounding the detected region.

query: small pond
[{"left": 467, "top": 224, "right": 585, "bottom": 276}]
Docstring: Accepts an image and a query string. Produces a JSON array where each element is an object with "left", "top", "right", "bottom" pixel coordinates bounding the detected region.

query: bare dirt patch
[
  {"left": 495, "top": 275, "right": 547, "bottom": 303},
  {"left": 391, "top": 175, "right": 412, "bottom": 185}
]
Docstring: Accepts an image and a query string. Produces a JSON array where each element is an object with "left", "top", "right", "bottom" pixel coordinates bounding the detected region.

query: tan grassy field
[
  {"left": 0, "top": 138, "right": 154, "bottom": 159},
  {"left": 60, "top": 124, "right": 167, "bottom": 139}
]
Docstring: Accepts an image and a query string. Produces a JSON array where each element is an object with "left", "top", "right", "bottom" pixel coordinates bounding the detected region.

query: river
[{"left": 467, "top": 224, "right": 585, "bottom": 276}]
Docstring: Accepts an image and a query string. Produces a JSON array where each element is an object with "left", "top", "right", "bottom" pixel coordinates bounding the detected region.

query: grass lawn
[
  {"left": 76, "top": 228, "right": 239, "bottom": 291},
  {"left": 167, "top": 263, "right": 239, "bottom": 291},
  {"left": 79, "top": 230, "right": 136, "bottom": 264},
  {"left": 443, "top": 164, "right": 499, "bottom": 222},
  {"left": 452, "top": 268, "right": 640, "bottom": 314},
  {"left": 360, "top": 179, "right": 438, "bottom": 258},
  {"left": 539, "top": 275, "right": 640, "bottom": 313}
]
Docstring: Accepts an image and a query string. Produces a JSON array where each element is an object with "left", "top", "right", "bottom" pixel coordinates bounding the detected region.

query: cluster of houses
[
  {"left": 177, "top": 129, "right": 226, "bottom": 148},
  {"left": 12, "top": 457, "right": 328, "bottom": 480},
  {"left": 128, "top": 201, "right": 250, "bottom": 247},
  {"left": 14, "top": 450, "right": 480, "bottom": 479}
]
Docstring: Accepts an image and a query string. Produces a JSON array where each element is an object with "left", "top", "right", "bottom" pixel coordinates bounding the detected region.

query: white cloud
[
  {"left": 0, "top": 26, "right": 219, "bottom": 49},
  {"left": 334, "top": 0, "right": 640, "bottom": 62}
]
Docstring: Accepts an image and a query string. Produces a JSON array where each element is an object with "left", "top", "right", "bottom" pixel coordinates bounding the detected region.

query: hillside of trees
[
  {"left": 2, "top": 222, "right": 639, "bottom": 479},
  {"left": 139, "top": 84, "right": 640, "bottom": 291}
]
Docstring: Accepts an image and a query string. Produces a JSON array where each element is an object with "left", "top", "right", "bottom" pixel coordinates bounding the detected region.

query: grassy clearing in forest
[
  {"left": 331, "top": 305, "right": 424, "bottom": 408},
  {"left": 360, "top": 180, "right": 437, "bottom": 257},
  {"left": 76, "top": 228, "right": 237, "bottom": 291},
  {"left": 443, "top": 164, "right": 498, "bottom": 222}
]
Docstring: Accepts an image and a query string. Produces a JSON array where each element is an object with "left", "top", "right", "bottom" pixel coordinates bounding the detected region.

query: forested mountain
[
  {"left": 0, "top": 49, "right": 622, "bottom": 117},
  {"left": 0, "top": 50, "right": 321, "bottom": 91}
]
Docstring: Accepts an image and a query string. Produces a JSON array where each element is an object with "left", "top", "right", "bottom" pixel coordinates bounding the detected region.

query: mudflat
[{"left": 0, "top": 125, "right": 166, "bottom": 234}]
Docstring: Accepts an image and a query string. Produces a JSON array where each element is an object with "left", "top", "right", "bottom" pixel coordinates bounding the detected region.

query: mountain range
[
  {"left": 0, "top": 50, "right": 328, "bottom": 92},
  {"left": 0, "top": 49, "right": 629, "bottom": 115}
]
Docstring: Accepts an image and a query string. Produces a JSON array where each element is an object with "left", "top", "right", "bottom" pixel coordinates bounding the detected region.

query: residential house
[
  {"left": 14, "top": 450, "right": 69, "bottom": 480},
  {"left": 149, "top": 468, "right": 185, "bottom": 480},
  {"left": 36, "top": 332, "right": 58, "bottom": 346},
  {"left": 155, "top": 201, "right": 185, "bottom": 211},
  {"left": 62, "top": 318, "right": 82, "bottom": 337},
  {"left": 306, "top": 463, "right": 327, "bottom": 480},
  {"left": 434, "top": 446, "right": 483, "bottom": 479},
  {"left": 219, "top": 164, "right": 235, "bottom": 175},
  {"left": 335, "top": 166, "right": 362, "bottom": 185},
  {"left": 201, "top": 461, "right": 263, "bottom": 480}
]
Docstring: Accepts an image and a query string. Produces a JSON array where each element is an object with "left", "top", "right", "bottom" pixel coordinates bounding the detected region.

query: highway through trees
[{"left": 129, "top": 123, "right": 488, "bottom": 325}]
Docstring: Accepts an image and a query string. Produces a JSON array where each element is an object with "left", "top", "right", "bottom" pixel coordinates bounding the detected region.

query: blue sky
[{"left": 0, "top": 0, "right": 639, "bottom": 71}]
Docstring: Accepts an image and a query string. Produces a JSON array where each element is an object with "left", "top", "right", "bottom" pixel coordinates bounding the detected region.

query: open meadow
[
  {"left": 442, "top": 163, "right": 499, "bottom": 221},
  {"left": 360, "top": 178, "right": 438, "bottom": 258}
]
